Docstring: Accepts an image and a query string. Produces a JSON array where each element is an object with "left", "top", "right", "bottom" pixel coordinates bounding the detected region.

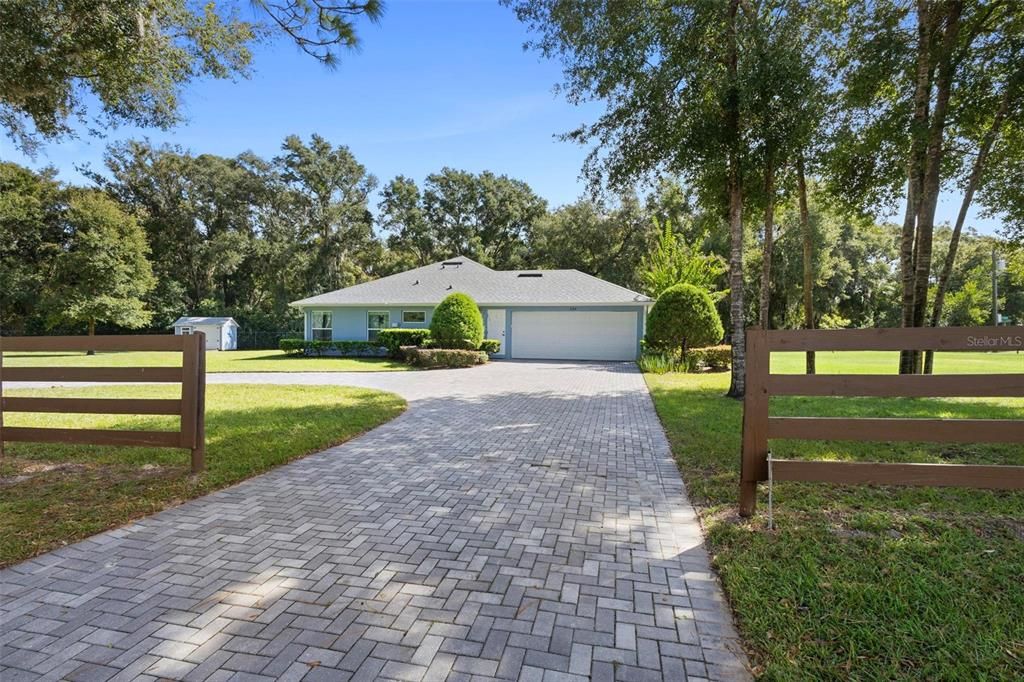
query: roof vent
[
  {"left": 442, "top": 261, "right": 462, "bottom": 268},
  {"left": 517, "top": 273, "right": 543, "bottom": 278}
]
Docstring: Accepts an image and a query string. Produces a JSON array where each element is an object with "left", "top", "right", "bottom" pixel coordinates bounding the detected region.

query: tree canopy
[
  {"left": 380, "top": 168, "right": 547, "bottom": 270},
  {"left": 0, "top": 0, "right": 383, "bottom": 151},
  {"left": 46, "top": 189, "right": 156, "bottom": 335}
]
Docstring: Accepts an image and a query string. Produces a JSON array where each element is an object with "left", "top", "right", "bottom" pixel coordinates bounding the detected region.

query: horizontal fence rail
[
  {"left": 740, "top": 326, "right": 1024, "bottom": 517},
  {"left": 0, "top": 334, "right": 207, "bottom": 473}
]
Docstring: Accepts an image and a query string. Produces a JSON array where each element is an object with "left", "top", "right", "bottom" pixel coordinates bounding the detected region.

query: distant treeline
[{"left": 2, "top": 135, "right": 1020, "bottom": 346}]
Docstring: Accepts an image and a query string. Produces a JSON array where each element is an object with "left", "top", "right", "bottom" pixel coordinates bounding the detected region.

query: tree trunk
[
  {"left": 87, "top": 318, "right": 96, "bottom": 356},
  {"left": 759, "top": 155, "right": 775, "bottom": 330},
  {"left": 898, "top": 177, "right": 921, "bottom": 374},
  {"left": 899, "top": 1, "right": 934, "bottom": 374},
  {"left": 797, "top": 155, "right": 815, "bottom": 374},
  {"left": 910, "top": 0, "right": 962, "bottom": 374},
  {"left": 924, "top": 87, "right": 1009, "bottom": 373},
  {"left": 725, "top": 0, "right": 746, "bottom": 399}
]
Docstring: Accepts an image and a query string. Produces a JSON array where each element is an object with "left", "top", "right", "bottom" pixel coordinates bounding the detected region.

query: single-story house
[
  {"left": 290, "top": 257, "right": 653, "bottom": 361},
  {"left": 172, "top": 317, "right": 240, "bottom": 351}
]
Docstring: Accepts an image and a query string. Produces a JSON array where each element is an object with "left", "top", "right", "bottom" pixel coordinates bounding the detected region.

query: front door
[{"left": 486, "top": 308, "right": 506, "bottom": 356}]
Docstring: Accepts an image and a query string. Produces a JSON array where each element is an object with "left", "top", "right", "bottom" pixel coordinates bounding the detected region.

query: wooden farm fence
[
  {"left": 740, "top": 326, "right": 1024, "bottom": 516},
  {"left": 0, "top": 334, "right": 207, "bottom": 473}
]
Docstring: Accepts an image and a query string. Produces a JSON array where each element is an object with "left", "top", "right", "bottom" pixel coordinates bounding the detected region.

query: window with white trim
[
  {"left": 311, "top": 311, "right": 332, "bottom": 341},
  {"left": 402, "top": 311, "right": 426, "bottom": 324},
  {"left": 367, "top": 311, "right": 389, "bottom": 342}
]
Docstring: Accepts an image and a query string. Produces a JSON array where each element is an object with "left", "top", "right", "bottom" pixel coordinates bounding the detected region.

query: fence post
[
  {"left": 192, "top": 333, "right": 206, "bottom": 473},
  {"left": 740, "top": 327, "right": 770, "bottom": 517},
  {"left": 180, "top": 333, "right": 206, "bottom": 474},
  {"left": 0, "top": 338, "right": 5, "bottom": 459}
]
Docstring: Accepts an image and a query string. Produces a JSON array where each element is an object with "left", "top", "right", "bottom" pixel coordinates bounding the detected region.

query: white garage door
[{"left": 511, "top": 310, "right": 638, "bottom": 361}]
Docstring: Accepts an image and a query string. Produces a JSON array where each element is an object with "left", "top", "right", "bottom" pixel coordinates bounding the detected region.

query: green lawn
[
  {"left": 645, "top": 357, "right": 1023, "bottom": 680},
  {"left": 0, "top": 384, "right": 406, "bottom": 567},
  {"left": 772, "top": 349, "right": 1023, "bottom": 374},
  {"left": 3, "top": 349, "right": 412, "bottom": 372}
]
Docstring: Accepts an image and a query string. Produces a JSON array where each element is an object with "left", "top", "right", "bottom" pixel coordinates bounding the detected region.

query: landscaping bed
[
  {"left": 401, "top": 346, "right": 489, "bottom": 368},
  {"left": 0, "top": 384, "right": 406, "bottom": 567},
  {"left": 278, "top": 322, "right": 501, "bottom": 370},
  {"left": 644, "top": 358, "right": 1024, "bottom": 679}
]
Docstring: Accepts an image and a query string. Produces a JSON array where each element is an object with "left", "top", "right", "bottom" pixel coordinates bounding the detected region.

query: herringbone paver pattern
[{"left": 1, "top": 362, "right": 750, "bottom": 681}]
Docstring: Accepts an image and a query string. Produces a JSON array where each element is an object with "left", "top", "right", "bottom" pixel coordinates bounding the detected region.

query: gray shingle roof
[
  {"left": 171, "top": 317, "right": 239, "bottom": 327},
  {"left": 290, "top": 257, "right": 651, "bottom": 307}
]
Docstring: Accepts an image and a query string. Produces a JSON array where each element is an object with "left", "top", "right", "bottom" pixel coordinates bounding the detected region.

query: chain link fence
[{"left": 236, "top": 329, "right": 302, "bottom": 350}]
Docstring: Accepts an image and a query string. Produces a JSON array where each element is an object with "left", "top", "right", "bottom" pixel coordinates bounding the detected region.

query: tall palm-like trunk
[
  {"left": 910, "top": 1, "right": 962, "bottom": 373},
  {"left": 726, "top": 0, "right": 746, "bottom": 399},
  {"left": 87, "top": 317, "right": 96, "bottom": 356},
  {"left": 797, "top": 155, "right": 815, "bottom": 374},
  {"left": 759, "top": 155, "right": 775, "bottom": 330},
  {"left": 924, "top": 87, "right": 1009, "bottom": 373}
]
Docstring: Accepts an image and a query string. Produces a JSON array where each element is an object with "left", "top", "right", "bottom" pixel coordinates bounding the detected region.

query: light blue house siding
[
  {"left": 302, "top": 306, "right": 501, "bottom": 341},
  {"left": 302, "top": 305, "right": 647, "bottom": 359},
  {"left": 304, "top": 307, "right": 435, "bottom": 341}
]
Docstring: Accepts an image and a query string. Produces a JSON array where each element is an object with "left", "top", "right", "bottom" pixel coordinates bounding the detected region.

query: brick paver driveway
[{"left": 1, "top": 362, "right": 750, "bottom": 681}]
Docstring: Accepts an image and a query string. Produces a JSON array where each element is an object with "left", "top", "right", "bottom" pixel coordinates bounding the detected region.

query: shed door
[
  {"left": 199, "top": 327, "right": 219, "bottom": 350},
  {"left": 511, "top": 310, "right": 637, "bottom": 361}
]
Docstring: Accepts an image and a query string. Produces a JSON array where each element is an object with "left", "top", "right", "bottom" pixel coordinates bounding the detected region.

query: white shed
[{"left": 172, "top": 317, "right": 240, "bottom": 351}]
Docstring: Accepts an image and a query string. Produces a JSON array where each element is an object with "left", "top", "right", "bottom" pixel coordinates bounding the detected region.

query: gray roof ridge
[{"left": 442, "top": 254, "right": 492, "bottom": 269}]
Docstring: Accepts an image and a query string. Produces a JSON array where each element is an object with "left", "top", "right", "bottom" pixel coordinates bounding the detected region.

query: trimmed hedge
[
  {"left": 429, "top": 293, "right": 484, "bottom": 349},
  {"left": 280, "top": 338, "right": 308, "bottom": 355},
  {"left": 377, "top": 328, "right": 432, "bottom": 356},
  {"left": 279, "top": 329, "right": 497, "bottom": 359},
  {"left": 402, "top": 347, "right": 488, "bottom": 369},
  {"left": 278, "top": 339, "right": 388, "bottom": 357}
]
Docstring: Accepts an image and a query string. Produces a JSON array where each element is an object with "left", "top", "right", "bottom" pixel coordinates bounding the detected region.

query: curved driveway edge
[{"left": 1, "top": 362, "right": 750, "bottom": 681}]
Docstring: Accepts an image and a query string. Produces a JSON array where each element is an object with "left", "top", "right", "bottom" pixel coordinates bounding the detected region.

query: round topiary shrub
[
  {"left": 429, "top": 292, "right": 484, "bottom": 349},
  {"left": 644, "top": 283, "right": 723, "bottom": 361}
]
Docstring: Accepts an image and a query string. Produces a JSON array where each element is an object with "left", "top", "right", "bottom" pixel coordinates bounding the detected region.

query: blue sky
[{"left": 0, "top": 0, "right": 1000, "bottom": 233}]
